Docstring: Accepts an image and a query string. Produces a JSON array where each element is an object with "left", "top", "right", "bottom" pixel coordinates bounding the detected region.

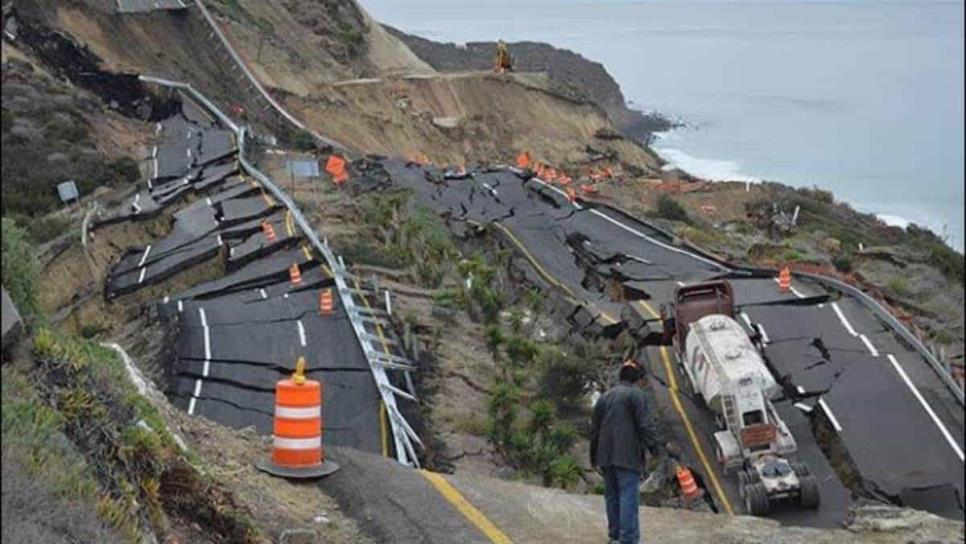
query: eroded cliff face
[{"left": 385, "top": 27, "right": 675, "bottom": 143}]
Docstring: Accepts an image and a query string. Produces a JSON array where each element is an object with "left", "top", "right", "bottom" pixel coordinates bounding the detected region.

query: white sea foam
[{"left": 654, "top": 147, "right": 761, "bottom": 183}]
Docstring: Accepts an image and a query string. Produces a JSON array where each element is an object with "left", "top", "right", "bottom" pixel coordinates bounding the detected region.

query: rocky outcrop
[{"left": 385, "top": 27, "right": 674, "bottom": 143}]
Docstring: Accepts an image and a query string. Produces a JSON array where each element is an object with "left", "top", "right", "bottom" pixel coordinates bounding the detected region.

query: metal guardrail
[
  {"left": 139, "top": 76, "right": 422, "bottom": 466},
  {"left": 798, "top": 271, "right": 965, "bottom": 406},
  {"left": 581, "top": 197, "right": 964, "bottom": 406},
  {"left": 191, "top": 0, "right": 350, "bottom": 152}
]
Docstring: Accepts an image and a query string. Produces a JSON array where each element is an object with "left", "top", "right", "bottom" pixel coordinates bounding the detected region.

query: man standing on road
[{"left": 591, "top": 361, "right": 665, "bottom": 544}]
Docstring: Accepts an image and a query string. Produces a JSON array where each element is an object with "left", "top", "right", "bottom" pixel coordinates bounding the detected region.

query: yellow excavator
[{"left": 494, "top": 40, "right": 513, "bottom": 73}]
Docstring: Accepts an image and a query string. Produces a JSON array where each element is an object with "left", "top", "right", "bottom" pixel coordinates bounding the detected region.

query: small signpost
[
  {"left": 57, "top": 180, "right": 79, "bottom": 207},
  {"left": 287, "top": 159, "right": 320, "bottom": 179}
]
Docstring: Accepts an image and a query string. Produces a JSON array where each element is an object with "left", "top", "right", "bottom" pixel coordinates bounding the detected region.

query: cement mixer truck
[{"left": 660, "top": 280, "right": 819, "bottom": 515}]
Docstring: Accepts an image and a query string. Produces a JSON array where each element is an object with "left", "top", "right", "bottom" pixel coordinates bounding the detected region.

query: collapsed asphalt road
[
  {"left": 365, "top": 158, "right": 965, "bottom": 525},
  {"left": 95, "top": 99, "right": 424, "bottom": 462}
]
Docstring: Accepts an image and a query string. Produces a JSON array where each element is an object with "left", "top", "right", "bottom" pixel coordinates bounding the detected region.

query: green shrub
[
  {"left": 832, "top": 252, "right": 853, "bottom": 273},
  {"left": 654, "top": 194, "right": 690, "bottom": 223},
  {"left": 886, "top": 276, "right": 911, "bottom": 298},
  {"left": 291, "top": 130, "right": 316, "bottom": 151},
  {"left": 547, "top": 454, "right": 583, "bottom": 490},
  {"left": 1, "top": 217, "right": 40, "bottom": 320},
  {"left": 782, "top": 248, "right": 805, "bottom": 262},
  {"left": 25, "top": 213, "right": 75, "bottom": 244}
]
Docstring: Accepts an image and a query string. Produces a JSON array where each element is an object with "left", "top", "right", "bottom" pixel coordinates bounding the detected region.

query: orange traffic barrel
[
  {"left": 256, "top": 357, "right": 339, "bottom": 479},
  {"left": 515, "top": 150, "right": 532, "bottom": 169},
  {"left": 778, "top": 266, "right": 791, "bottom": 292},
  {"left": 319, "top": 288, "right": 334, "bottom": 315},
  {"left": 289, "top": 263, "right": 303, "bottom": 286},
  {"left": 262, "top": 221, "right": 277, "bottom": 243},
  {"left": 579, "top": 183, "right": 599, "bottom": 194},
  {"left": 675, "top": 465, "right": 702, "bottom": 504}
]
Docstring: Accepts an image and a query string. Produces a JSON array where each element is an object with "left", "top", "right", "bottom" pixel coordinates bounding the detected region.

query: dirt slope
[{"left": 289, "top": 71, "right": 661, "bottom": 167}]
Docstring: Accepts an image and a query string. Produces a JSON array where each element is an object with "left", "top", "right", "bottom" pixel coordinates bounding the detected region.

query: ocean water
[{"left": 361, "top": 0, "right": 965, "bottom": 250}]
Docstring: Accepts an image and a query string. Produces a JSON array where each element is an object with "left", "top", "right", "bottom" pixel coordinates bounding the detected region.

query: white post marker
[{"left": 887, "top": 354, "right": 964, "bottom": 461}]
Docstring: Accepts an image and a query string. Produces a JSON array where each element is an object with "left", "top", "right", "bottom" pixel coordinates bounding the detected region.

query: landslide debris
[{"left": 387, "top": 27, "right": 676, "bottom": 143}]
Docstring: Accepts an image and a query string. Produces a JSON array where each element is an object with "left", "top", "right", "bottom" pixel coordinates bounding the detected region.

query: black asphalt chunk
[
  {"left": 219, "top": 195, "right": 279, "bottom": 225},
  {"left": 227, "top": 214, "right": 298, "bottom": 268},
  {"left": 107, "top": 237, "right": 221, "bottom": 298},
  {"left": 114, "top": 206, "right": 220, "bottom": 275},
  {"left": 194, "top": 161, "right": 238, "bottom": 191},
  {"left": 168, "top": 369, "right": 381, "bottom": 452},
  {"left": 771, "top": 401, "right": 852, "bottom": 528},
  {"left": 167, "top": 245, "right": 317, "bottom": 301},
  {"left": 825, "top": 360, "right": 964, "bottom": 507}
]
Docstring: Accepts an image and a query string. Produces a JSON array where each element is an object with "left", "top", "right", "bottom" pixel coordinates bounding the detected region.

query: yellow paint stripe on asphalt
[
  {"left": 419, "top": 471, "right": 512, "bottom": 544},
  {"left": 637, "top": 300, "right": 735, "bottom": 515},
  {"left": 301, "top": 245, "right": 313, "bottom": 261},
  {"left": 379, "top": 401, "right": 389, "bottom": 458},
  {"left": 261, "top": 189, "right": 276, "bottom": 208},
  {"left": 492, "top": 222, "right": 577, "bottom": 300},
  {"left": 285, "top": 210, "right": 295, "bottom": 237},
  {"left": 353, "top": 278, "right": 393, "bottom": 456}
]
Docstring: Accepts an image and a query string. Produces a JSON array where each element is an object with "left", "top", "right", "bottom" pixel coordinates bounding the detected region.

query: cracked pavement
[{"left": 370, "top": 158, "right": 965, "bottom": 524}]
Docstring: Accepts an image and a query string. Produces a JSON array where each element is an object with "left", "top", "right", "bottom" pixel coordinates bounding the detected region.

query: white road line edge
[
  {"left": 859, "top": 334, "right": 879, "bottom": 357},
  {"left": 818, "top": 398, "right": 843, "bottom": 432},
  {"left": 794, "top": 402, "right": 814, "bottom": 413},
  {"left": 297, "top": 320, "right": 307, "bottom": 347},
  {"left": 757, "top": 323, "right": 771, "bottom": 344},
  {"left": 138, "top": 245, "right": 153, "bottom": 267},
  {"left": 137, "top": 267, "right": 147, "bottom": 284},
  {"left": 831, "top": 302, "right": 859, "bottom": 337},
  {"left": 887, "top": 354, "right": 964, "bottom": 461}
]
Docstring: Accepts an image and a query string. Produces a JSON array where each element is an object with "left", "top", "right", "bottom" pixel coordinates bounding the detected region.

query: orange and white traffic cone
[
  {"left": 319, "top": 288, "right": 334, "bottom": 315},
  {"left": 675, "top": 465, "right": 703, "bottom": 507},
  {"left": 262, "top": 221, "right": 277, "bottom": 243},
  {"left": 289, "top": 263, "right": 303, "bottom": 286},
  {"left": 256, "top": 357, "right": 339, "bottom": 479},
  {"left": 778, "top": 266, "right": 791, "bottom": 292}
]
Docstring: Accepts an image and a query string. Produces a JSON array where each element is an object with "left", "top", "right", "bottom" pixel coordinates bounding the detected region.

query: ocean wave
[{"left": 654, "top": 147, "right": 761, "bottom": 183}]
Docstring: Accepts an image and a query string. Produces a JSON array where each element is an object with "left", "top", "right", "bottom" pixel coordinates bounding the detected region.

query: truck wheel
[
  {"left": 744, "top": 483, "right": 771, "bottom": 516},
  {"left": 799, "top": 475, "right": 820, "bottom": 509},
  {"left": 744, "top": 467, "right": 761, "bottom": 484},
  {"left": 791, "top": 462, "right": 811, "bottom": 478}
]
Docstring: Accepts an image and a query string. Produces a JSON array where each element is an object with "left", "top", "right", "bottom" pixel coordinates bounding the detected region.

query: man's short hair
[{"left": 619, "top": 361, "right": 642, "bottom": 383}]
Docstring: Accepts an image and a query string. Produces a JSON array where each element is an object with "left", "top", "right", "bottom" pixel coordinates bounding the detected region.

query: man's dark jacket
[{"left": 590, "top": 382, "right": 664, "bottom": 472}]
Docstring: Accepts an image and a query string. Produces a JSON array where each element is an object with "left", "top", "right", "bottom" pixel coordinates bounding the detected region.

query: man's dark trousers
[{"left": 602, "top": 466, "right": 640, "bottom": 544}]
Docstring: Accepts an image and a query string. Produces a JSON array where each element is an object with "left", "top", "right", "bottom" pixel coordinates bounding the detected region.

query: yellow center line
[
  {"left": 419, "top": 471, "right": 513, "bottom": 544},
  {"left": 352, "top": 278, "right": 393, "bottom": 456},
  {"left": 638, "top": 300, "right": 735, "bottom": 514},
  {"left": 492, "top": 222, "right": 577, "bottom": 300},
  {"left": 379, "top": 401, "right": 389, "bottom": 458},
  {"left": 301, "top": 244, "right": 313, "bottom": 261},
  {"left": 285, "top": 210, "right": 296, "bottom": 237}
]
